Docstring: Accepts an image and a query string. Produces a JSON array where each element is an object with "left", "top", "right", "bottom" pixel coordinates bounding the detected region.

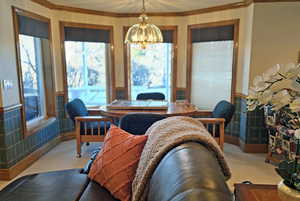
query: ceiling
[{"left": 47, "top": 0, "right": 243, "bottom": 13}]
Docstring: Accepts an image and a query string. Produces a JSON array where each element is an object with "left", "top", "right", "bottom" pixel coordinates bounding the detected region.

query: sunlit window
[
  {"left": 19, "top": 35, "right": 46, "bottom": 122},
  {"left": 129, "top": 43, "right": 173, "bottom": 101},
  {"left": 190, "top": 24, "right": 236, "bottom": 110},
  {"left": 65, "top": 41, "right": 108, "bottom": 106},
  {"left": 63, "top": 25, "right": 112, "bottom": 106}
]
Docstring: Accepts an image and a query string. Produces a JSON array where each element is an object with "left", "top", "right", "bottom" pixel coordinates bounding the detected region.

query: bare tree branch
[{"left": 21, "top": 43, "right": 37, "bottom": 74}]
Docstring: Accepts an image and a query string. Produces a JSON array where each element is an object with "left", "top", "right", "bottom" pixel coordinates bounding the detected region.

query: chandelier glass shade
[{"left": 125, "top": 0, "right": 163, "bottom": 49}]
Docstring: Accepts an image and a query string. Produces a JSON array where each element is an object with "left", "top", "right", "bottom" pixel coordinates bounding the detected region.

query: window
[
  {"left": 188, "top": 21, "right": 238, "bottom": 110},
  {"left": 13, "top": 8, "right": 56, "bottom": 134},
  {"left": 126, "top": 28, "right": 177, "bottom": 101},
  {"left": 62, "top": 24, "right": 113, "bottom": 106},
  {"left": 19, "top": 35, "right": 46, "bottom": 121}
]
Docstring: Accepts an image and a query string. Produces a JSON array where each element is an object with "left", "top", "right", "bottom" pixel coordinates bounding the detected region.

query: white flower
[
  {"left": 290, "top": 98, "right": 300, "bottom": 112},
  {"left": 247, "top": 99, "right": 259, "bottom": 111},
  {"left": 262, "top": 64, "right": 281, "bottom": 82},
  {"left": 252, "top": 75, "right": 270, "bottom": 91},
  {"left": 279, "top": 63, "right": 300, "bottom": 79},
  {"left": 294, "top": 129, "right": 300, "bottom": 139},
  {"left": 247, "top": 88, "right": 258, "bottom": 99},
  {"left": 271, "top": 90, "right": 292, "bottom": 111},
  {"left": 270, "top": 79, "right": 300, "bottom": 93},
  {"left": 257, "top": 90, "right": 273, "bottom": 105}
]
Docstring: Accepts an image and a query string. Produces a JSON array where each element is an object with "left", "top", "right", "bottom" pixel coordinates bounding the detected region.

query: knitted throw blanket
[{"left": 131, "top": 116, "right": 231, "bottom": 201}]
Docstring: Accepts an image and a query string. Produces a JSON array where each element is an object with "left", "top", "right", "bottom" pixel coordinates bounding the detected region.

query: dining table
[{"left": 88, "top": 100, "right": 207, "bottom": 118}]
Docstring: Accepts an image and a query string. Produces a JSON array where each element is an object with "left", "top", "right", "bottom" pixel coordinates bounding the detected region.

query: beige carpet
[{"left": 0, "top": 140, "right": 281, "bottom": 191}]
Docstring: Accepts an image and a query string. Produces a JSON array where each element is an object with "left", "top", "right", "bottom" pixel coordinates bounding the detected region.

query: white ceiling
[{"left": 48, "top": 0, "right": 242, "bottom": 13}]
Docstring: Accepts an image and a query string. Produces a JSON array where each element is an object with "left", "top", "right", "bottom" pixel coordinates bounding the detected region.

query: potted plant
[{"left": 247, "top": 63, "right": 300, "bottom": 201}]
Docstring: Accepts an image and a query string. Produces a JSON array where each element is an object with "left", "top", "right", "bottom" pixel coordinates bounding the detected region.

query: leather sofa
[
  {"left": 0, "top": 114, "right": 232, "bottom": 201},
  {"left": 0, "top": 142, "right": 232, "bottom": 201}
]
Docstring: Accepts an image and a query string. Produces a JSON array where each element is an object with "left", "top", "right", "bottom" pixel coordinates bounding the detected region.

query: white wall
[
  {"left": 249, "top": 2, "right": 300, "bottom": 83},
  {"left": 0, "top": 0, "right": 53, "bottom": 107}
]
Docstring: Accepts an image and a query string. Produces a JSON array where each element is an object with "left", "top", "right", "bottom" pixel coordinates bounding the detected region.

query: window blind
[
  {"left": 162, "top": 30, "right": 174, "bottom": 43},
  {"left": 64, "top": 26, "right": 110, "bottom": 43},
  {"left": 191, "top": 25, "right": 234, "bottom": 43},
  {"left": 18, "top": 15, "right": 49, "bottom": 39}
]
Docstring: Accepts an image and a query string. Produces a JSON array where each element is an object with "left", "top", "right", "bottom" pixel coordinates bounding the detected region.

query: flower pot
[{"left": 278, "top": 180, "right": 300, "bottom": 201}]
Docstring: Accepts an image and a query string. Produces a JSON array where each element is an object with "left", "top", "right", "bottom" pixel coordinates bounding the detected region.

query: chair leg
[
  {"left": 77, "top": 139, "right": 82, "bottom": 158},
  {"left": 76, "top": 120, "right": 82, "bottom": 158}
]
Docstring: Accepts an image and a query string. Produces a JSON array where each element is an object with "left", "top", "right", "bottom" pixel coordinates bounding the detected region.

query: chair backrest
[
  {"left": 212, "top": 100, "right": 235, "bottom": 127},
  {"left": 119, "top": 113, "right": 166, "bottom": 135},
  {"left": 136, "top": 92, "right": 165, "bottom": 101},
  {"left": 65, "top": 98, "right": 89, "bottom": 123}
]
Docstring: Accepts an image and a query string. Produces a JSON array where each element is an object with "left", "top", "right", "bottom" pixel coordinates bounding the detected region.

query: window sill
[{"left": 24, "top": 117, "right": 57, "bottom": 137}]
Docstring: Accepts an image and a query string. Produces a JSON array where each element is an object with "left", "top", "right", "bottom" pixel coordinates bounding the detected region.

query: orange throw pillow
[{"left": 88, "top": 125, "right": 148, "bottom": 201}]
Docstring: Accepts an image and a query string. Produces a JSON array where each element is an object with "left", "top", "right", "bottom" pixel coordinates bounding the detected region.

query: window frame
[
  {"left": 123, "top": 26, "right": 178, "bottom": 101},
  {"left": 12, "top": 7, "right": 56, "bottom": 137},
  {"left": 186, "top": 19, "right": 239, "bottom": 104},
  {"left": 60, "top": 21, "right": 115, "bottom": 105}
]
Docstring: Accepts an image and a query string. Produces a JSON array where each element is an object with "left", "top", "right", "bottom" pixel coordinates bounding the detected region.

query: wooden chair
[
  {"left": 66, "top": 98, "right": 112, "bottom": 157},
  {"left": 196, "top": 118, "right": 225, "bottom": 150},
  {"left": 196, "top": 100, "right": 235, "bottom": 150}
]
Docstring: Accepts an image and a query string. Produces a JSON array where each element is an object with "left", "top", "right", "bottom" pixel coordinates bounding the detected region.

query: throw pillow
[{"left": 88, "top": 125, "right": 148, "bottom": 201}]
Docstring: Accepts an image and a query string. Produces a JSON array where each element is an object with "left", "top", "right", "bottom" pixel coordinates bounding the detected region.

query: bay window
[
  {"left": 188, "top": 20, "right": 239, "bottom": 110},
  {"left": 125, "top": 27, "right": 177, "bottom": 101},
  {"left": 61, "top": 23, "right": 113, "bottom": 106},
  {"left": 13, "top": 7, "right": 56, "bottom": 135}
]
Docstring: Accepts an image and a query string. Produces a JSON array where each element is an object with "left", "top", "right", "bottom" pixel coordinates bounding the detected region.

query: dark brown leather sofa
[{"left": 0, "top": 142, "right": 232, "bottom": 201}]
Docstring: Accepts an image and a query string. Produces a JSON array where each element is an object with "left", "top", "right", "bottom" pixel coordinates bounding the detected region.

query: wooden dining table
[{"left": 88, "top": 100, "right": 207, "bottom": 118}]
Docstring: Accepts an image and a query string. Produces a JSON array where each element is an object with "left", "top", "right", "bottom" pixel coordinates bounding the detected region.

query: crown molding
[
  {"left": 30, "top": 0, "right": 300, "bottom": 17},
  {"left": 30, "top": 0, "right": 250, "bottom": 17}
]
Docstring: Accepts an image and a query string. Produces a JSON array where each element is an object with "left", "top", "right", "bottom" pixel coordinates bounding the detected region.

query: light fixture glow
[{"left": 125, "top": 0, "right": 163, "bottom": 49}]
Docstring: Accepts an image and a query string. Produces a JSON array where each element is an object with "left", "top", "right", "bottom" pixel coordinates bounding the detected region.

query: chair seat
[{"left": 80, "top": 121, "right": 111, "bottom": 135}]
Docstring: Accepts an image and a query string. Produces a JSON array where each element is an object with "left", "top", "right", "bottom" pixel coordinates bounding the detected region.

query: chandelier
[{"left": 125, "top": 0, "right": 163, "bottom": 49}]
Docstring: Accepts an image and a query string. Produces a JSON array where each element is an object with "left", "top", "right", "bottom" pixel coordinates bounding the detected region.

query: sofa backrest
[{"left": 147, "top": 142, "right": 232, "bottom": 201}]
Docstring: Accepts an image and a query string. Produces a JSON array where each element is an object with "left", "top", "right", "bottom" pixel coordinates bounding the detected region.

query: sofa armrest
[
  {"left": 148, "top": 142, "right": 232, "bottom": 201},
  {"left": 196, "top": 118, "right": 225, "bottom": 150}
]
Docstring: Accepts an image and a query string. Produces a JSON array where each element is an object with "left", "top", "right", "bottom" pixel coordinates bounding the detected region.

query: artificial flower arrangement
[
  {"left": 247, "top": 63, "right": 300, "bottom": 195},
  {"left": 247, "top": 63, "right": 300, "bottom": 123}
]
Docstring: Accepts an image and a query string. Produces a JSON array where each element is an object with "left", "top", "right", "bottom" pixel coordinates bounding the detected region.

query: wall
[{"left": 249, "top": 2, "right": 300, "bottom": 82}]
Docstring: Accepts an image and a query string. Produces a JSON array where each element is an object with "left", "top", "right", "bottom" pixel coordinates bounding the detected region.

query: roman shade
[
  {"left": 64, "top": 27, "right": 110, "bottom": 43},
  {"left": 162, "top": 30, "right": 174, "bottom": 43},
  {"left": 18, "top": 15, "right": 49, "bottom": 39},
  {"left": 191, "top": 25, "right": 234, "bottom": 43}
]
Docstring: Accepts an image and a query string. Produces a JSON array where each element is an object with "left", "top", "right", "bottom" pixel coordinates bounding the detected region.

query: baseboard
[
  {"left": 224, "top": 134, "right": 240, "bottom": 146},
  {"left": 239, "top": 140, "right": 268, "bottom": 153},
  {"left": 0, "top": 135, "right": 61, "bottom": 180},
  {"left": 61, "top": 131, "right": 76, "bottom": 141}
]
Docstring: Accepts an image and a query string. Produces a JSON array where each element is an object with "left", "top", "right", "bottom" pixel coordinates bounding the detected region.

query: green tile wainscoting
[
  {"left": 0, "top": 106, "right": 60, "bottom": 170},
  {"left": 225, "top": 94, "right": 268, "bottom": 152}
]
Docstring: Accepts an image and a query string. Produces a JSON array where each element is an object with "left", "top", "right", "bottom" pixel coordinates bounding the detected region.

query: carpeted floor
[{"left": 0, "top": 140, "right": 281, "bottom": 191}]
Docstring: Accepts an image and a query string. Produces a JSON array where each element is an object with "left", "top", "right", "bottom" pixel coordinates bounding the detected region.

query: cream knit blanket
[{"left": 131, "top": 116, "right": 231, "bottom": 201}]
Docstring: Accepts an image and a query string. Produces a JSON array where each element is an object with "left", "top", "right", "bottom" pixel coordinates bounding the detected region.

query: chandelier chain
[{"left": 142, "top": 0, "right": 146, "bottom": 13}]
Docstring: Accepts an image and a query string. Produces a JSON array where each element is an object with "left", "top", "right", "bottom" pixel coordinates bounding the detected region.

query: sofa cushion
[
  {"left": 79, "top": 181, "right": 119, "bottom": 201},
  {"left": 0, "top": 169, "right": 89, "bottom": 201},
  {"left": 88, "top": 125, "right": 147, "bottom": 201}
]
